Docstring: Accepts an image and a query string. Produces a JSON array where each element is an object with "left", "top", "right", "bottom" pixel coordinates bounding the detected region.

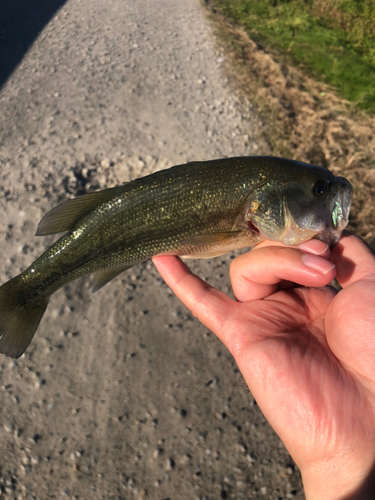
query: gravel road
[{"left": 0, "top": 0, "right": 304, "bottom": 498}]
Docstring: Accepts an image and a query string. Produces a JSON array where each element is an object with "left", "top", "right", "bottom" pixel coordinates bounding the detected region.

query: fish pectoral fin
[
  {"left": 36, "top": 186, "right": 125, "bottom": 235},
  {"left": 179, "top": 231, "right": 241, "bottom": 247},
  {"left": 91, "top": 265, "right": 132, "bottom": 293}
]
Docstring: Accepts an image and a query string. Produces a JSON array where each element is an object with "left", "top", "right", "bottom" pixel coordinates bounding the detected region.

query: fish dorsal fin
[
  {"left": 91, "top": 265, "right": 132, "bottom": 293},
  {"left": 179, "top": 232, "right": 241, "bottom": 247},
  {"left": 36, "top": 186, "right": 125, "bottom": 236}
]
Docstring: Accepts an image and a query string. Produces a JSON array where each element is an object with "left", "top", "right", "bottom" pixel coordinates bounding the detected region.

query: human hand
[{"left": 153, "top": 233, "right": 375, "bottom": 499}]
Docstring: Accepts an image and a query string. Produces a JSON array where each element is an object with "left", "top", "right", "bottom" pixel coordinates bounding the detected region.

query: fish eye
[{"left": 313, "top": 180, "right": 328, "bottom": 197}]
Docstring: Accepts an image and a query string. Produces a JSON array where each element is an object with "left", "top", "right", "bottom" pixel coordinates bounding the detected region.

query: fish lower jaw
[
  {"left": 278, "top": 219, "right": 347, "bottom": 246},
  {"left": 278, "top": 227, "right": 319, "bottom": 246},
  {"left": 313, "top": 229, "right": 343, "bottom": 246},
  {"left": 280, "top": 228, "right": 344, "bottom": 247}
]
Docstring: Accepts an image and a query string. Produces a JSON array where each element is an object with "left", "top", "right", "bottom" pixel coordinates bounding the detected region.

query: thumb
[{"left": 326, "top": 233, "right": 375, "bottom": 380}]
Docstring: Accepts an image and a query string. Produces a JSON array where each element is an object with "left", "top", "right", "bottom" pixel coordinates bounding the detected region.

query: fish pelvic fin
[
  {"left": 0, "top": 276, "right": 49, "bottom": 358},
  {"left": 36, "top": 186, "right": 125, "bottom": 235},
  {"left": 179, "top": 231, "right": 242, "bottom": 247}
]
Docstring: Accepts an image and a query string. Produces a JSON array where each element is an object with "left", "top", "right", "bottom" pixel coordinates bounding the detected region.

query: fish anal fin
[
  {"left": 36, "top": 186, "right": 124, "bottom": 236},
  {"left": 91, "top": 265, "right": 132, "bottom": 293}
]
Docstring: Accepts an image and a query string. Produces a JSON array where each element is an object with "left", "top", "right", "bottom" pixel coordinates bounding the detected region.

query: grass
[
  {"left": 203, "top": 0, "right": 375, "bottom": 242},
  {"left": 208, "top": 0, "right": 375, "bottom": 112}
]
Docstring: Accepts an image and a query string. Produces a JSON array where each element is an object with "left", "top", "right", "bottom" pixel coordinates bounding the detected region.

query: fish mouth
[
  {"left": 331, "top": 177, "right": 352, "bottom": 231},
  {"left": 316, "top": 177, "right": 353, "bottom": 245},
  {"left": 278, "top": 177, "right": 353, "bottom": 246}
]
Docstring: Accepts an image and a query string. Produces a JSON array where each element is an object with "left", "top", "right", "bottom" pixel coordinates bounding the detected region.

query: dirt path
[{"left": 0, "top": 1, "right": 304, "bottom": 498}]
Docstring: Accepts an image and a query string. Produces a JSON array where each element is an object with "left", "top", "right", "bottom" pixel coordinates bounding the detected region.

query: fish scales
[
  {"left": 29, "top": 159, "right": 250, "bottom": 292},
  {"left": 6, "top": 160, "right": 251, "bottom": 304},
  {"left": 0, "top": 156, "right": 353, "bottom": 358}
]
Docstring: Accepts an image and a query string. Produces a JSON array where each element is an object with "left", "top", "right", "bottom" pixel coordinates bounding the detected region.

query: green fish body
[{"left": 0, "top": 156, "right": 353, "bottom": 358}]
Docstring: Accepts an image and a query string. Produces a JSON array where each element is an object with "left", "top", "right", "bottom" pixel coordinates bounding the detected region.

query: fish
[{"left": 0, "top": 156, "right": 352, "bottom": 358}]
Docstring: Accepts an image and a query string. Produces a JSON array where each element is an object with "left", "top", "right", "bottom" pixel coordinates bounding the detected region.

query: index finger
[
  {"left": 152, "top": 255, "right": 235, "bottom": 338},
  {"left": 330, "top": 231, "right": 375, "bottom": 287}
]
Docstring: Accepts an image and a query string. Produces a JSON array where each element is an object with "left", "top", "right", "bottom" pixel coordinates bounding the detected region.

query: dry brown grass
[{"left": 205, "top": 4, "right": 375, "bottom": 246}]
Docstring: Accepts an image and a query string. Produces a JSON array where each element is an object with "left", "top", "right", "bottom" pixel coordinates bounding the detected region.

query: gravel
[{"left": 0, "top": 0, "right": 305, "bottom": 498}]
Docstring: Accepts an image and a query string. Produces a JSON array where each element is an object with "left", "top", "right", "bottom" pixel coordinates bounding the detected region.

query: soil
[{"left": 1, "top": 0, "right": 371, "bottom": 499}]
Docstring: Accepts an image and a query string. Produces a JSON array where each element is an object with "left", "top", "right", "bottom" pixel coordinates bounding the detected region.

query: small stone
[
  {"left": 32, "top": 433, "right": 42, "bottom": 443},
  {"left": 165, "top": 458, "right": 175, "bottom": 470},
  {"left": 101, "top": 158, "right": 110, "bottom": 168},
  {"left": 20, "top": 464, "right": 30, "bottom": 474},
  {"left": 180, "top": 454, "right": 191, "bottom": 465},
  {"left": 236, "top": 443, "right": 247, "bottom": 453},
  {"left": 205, "top": 377, "right": 218, "bottom": 388}
]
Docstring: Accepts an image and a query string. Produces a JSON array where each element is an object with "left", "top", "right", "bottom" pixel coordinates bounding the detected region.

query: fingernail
[
  {"left": 302, "top": 254, "right": 335, "bottom": 275},
  {"left": 297, "top": 240, "right": 329, "bottom": 255}
]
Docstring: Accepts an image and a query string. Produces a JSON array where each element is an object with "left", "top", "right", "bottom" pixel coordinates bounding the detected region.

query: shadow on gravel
[{"left": 0, "top": 0, "right": 68, "bottom": 89}]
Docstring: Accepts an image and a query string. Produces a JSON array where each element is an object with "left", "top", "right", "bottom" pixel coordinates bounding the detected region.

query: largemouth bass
[{"left": 0, "top": 156, "right": 352, "bottom": 358}]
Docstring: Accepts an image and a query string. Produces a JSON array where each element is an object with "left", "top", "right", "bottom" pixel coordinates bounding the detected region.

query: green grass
[{"left": 209, "top": 0, "right": 375, "bottom": 112}]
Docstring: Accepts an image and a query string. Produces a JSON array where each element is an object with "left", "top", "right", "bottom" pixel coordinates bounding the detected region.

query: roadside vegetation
[
  {"left": 209, "top": 0, "right": 375, "bottom": 112},
  {"left": 204, "top": 0, "right": 375, "bottom": 245}
]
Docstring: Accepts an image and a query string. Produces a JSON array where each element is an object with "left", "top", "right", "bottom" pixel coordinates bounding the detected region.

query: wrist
[{"left": 301, "top": 454, "right": 375, "bottom": 500}]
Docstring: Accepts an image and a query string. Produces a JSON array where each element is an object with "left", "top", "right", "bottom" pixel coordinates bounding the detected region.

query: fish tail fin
[{"left": 0, "top": 276, "right": 49, "bottom": 358}]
